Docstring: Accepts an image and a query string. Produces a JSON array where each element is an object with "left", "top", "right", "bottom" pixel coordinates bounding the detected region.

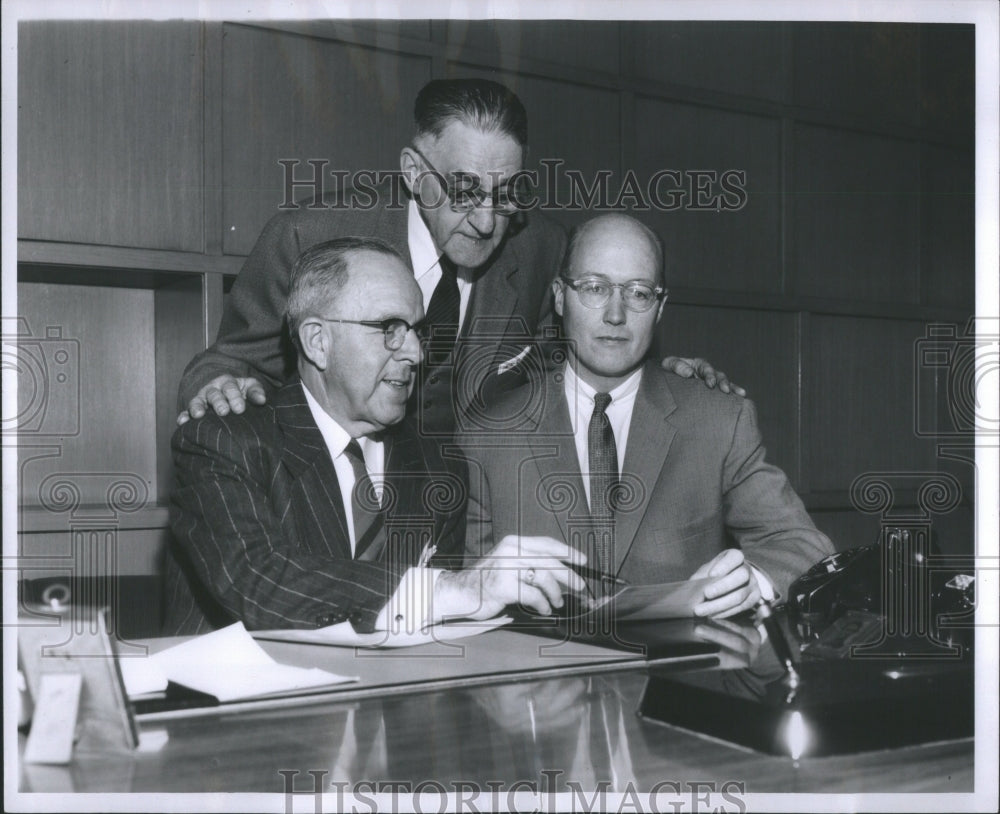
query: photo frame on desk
[{"left": 17, "top": 602, "right": 139, "bottom": 759}]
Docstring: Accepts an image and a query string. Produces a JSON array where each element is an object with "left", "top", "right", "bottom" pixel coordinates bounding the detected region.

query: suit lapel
[
  {"left": 374, "top": 428, "right": 438, "bottom": 563},
  {"left": 527, "top": 371, "right": 591, "bottom": 549},
  {"left": 455, "top": 254, "right": 523, "bottom": 415},
  {"left": 274, "top": 380, "right": 352, "bottom": 559},
  {"left": 382, "top": 422, "right": 427, "bottom": 556},
  {"left": 612, "top": 363, "right": 678, "bottom": 573},
  {"left": 467, "top": 253, "right": 521, "bottom": 337},
  {"left": 273, "top": 381, "right": 326, "bottom": 474}
]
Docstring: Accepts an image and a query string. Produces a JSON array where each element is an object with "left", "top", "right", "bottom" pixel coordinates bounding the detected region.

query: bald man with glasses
[{"left": 460, "top": 215, "right": 834, "bottom": 618}]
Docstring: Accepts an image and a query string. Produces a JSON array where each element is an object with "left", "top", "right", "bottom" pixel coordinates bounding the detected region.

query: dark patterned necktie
[
  {"left": 344, "top": 439, "right": 387, "bottom": 561},
  {"left": 588, "top": 392, "right": 617, "bottom": 574},
  {"left": 422, "top": 254, "right": 461, "bottom": 365}
]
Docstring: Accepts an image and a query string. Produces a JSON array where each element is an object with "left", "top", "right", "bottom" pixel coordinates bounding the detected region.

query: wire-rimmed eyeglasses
[
  {"left": 408, "top": 144, "right": 530, "bottom": 216},
  {"left": 316, "top": 316, "right": 428, "bottom": 351},
  {"left": 559, "top": 276, "right": 668, "bottom": 313}
]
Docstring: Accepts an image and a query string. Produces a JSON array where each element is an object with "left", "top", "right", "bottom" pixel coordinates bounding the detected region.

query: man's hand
[
  {"left": 690, "top": 548, "right": 761, "bottom": 619},
  {"left": 661, "top": 356, "right": 746, "bottom": 396},
  {"left": 434, "top": 535, "right": 586, "bottom": 621},
  {"left": 177, "top": 375, "right": 267, "bottom": 425}
]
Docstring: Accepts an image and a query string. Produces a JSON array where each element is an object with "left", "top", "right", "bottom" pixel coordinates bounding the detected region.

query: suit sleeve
[
  {"left": 177, "top": 209, "right": 304, "bottom": 409},
  {"left": 721, "top": 398, "right": 835, "bottom": 598},
  {"left": 169, "top": 417, "right": 406, "bottom": 632}
]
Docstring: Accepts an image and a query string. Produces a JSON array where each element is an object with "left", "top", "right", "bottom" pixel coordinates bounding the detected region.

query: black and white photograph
[{"left": 3, "top": 1, "right": 998, "bottom": 812}]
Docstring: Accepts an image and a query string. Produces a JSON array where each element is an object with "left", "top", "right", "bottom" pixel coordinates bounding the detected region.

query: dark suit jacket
[
  {"left": 458, "top": 361, "right": 834, "bottom": 599},
  {"left": 178, "top": 184, "right": 567, "bottom": 435},
  {"left": 163, "top": 379, "right": 467, "bottom": 635}
]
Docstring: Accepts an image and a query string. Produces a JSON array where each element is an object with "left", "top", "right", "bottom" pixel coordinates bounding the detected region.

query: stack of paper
[{"left": 119, "top": 622, "right": 358, "bottom": 702}]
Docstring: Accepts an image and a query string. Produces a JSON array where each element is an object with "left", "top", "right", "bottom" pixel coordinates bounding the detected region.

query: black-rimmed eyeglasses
[
  {"left": 409, "top": 144, "right": 530, "bottom": 216},
  {"left": 559, "top": 276, "right": 667, "bottom": 313},
  {"left": 316, "top": 316, "right": 428, "bottom": 351}
]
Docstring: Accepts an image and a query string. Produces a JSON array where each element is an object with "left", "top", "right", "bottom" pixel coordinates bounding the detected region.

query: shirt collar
[
  {"left": 301, "top": 379, "right": 353, "bottom": 458},
  {"left": 407, "top": 198, "right": 442, "bottom": 281},
  {"left": 563, "top": 361, "right": 644, "bottom": 406}
]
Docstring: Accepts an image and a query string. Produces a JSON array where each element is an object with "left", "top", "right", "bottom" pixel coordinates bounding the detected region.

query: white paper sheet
[
  {"left": 118, "top": 657, "right": 169, "bottom": 698},
  {"left": 560, "top": 576, "right": 715, "bottom": 622},
  {"left": 254, "top": 615, "right": 513, "bottom": 648},
  {"left": 612, "top": 576, "right": 715, "bottom": 621},
  {"left": 120, "top": 622, "right": 358, "bottom": 701}
]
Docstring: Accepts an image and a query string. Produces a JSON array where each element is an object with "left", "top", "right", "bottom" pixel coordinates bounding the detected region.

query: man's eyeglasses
[
  {"left": 317, "top": 316, "right": 428, "bottom": 351},
  {"left": 559, "top": 276, "right": 668, "bottom": 313},
  {"left": 409, "top": 144, "right": 531, "bottom": 216}
]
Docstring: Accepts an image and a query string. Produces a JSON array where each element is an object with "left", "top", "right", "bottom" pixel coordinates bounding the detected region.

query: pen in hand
[
  {"left": 569, "top": 562, "right": 628, "bottom": 588},
  {"left": 566, "top": 563, "right": 630, "bottom": 608}
]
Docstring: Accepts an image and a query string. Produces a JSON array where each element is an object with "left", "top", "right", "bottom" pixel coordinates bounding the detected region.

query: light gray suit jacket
[{"left": 458, "top": 360, "right": 834, "bottom": 598}]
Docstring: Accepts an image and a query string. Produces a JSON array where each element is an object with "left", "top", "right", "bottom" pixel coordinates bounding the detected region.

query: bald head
[
  {"left": 553, "top": 214, "right": 668, "bottom": 391},
  {"left": 561, "top": 214, "right": 665, "bottom": 285}
]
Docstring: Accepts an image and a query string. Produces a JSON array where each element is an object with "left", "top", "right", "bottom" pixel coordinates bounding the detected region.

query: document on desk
[
  {"left": 119, "top": 622, "right": 358, "bottom": 702},
  {"left": 254, "top": 615, "right": 513, "bottom": 649},
  {"left": 576, "top": 577, "right": 714, "bottom": 621}
]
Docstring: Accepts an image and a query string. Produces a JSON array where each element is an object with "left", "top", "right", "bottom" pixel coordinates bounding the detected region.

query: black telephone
[{"left": 786, "top": 527, "right": 975, "bottom": 657}]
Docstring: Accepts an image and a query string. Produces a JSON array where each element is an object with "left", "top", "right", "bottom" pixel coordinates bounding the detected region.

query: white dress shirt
[
  {"left": 302, "top": 383, "right": 385, "bottom": 555},
  {"left": 408, "top": 199, "right": 474, "bottom": 328},
  {"left": 302, "top": 381, "right": 440, "bottom": 631}
]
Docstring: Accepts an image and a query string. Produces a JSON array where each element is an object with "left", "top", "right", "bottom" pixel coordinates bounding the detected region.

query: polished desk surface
[{"left": 18, "top": 622, "right": 974, "bottom": 799}]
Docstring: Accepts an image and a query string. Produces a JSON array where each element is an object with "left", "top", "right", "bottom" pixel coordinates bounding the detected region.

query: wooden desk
[{"left": 16, "top": 625, "right": 974, "bottom": 804}]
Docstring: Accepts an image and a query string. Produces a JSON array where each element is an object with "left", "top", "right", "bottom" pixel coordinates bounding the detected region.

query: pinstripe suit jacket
[
  {"left": 177, "top": 184, "right": 567, "bottom": 435},
  {"left": 163, "top": 380, "right": 466, "bottom": 635},
  {"left": 459, "top": 361, "right": 834, "bottom": 599}
]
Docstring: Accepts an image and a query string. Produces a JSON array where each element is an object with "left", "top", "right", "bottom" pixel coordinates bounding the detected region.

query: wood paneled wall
[
  {"left": 18, "top": 22, "right": 205, "bottom": 251},
  {"left": 17, "top": 20, "right": 976, "bottom": 565}
]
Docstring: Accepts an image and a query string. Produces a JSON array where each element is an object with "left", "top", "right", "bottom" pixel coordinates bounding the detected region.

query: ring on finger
[{"left": 524, "top": 569, "right": 536, "bottom": 586}]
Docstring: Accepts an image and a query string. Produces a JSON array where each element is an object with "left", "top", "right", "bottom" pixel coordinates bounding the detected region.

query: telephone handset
[{"left": 786, "top": 527, "right": 974, "bottom": 652}]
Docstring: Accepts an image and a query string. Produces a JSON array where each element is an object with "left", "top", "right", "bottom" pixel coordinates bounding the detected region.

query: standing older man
[
  {"left": 176, "top": 78, "right": 737, "bottom": 436},
  {"left": 164, "top": 237, "right": 584, "bottom": 635},
  {"left": 460, "top": 215, "right": 834, "bottom": 617}
]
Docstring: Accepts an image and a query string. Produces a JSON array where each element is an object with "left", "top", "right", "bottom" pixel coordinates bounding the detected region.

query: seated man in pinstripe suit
[{"left": 164, "top": 236, "right": 586, "bottom": 635}]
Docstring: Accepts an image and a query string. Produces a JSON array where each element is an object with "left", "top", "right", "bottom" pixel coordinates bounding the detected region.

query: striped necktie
[
  {"left": 343, "top": 439, "right": 387, "bottom": 561},
  {"left": 588, "top": 392, "right": 617, "bottom": 574}
]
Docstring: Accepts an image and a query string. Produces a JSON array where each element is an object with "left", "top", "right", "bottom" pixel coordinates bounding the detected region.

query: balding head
[{"left": 561, "top": 214, "right": 665, "bottom": 285}]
